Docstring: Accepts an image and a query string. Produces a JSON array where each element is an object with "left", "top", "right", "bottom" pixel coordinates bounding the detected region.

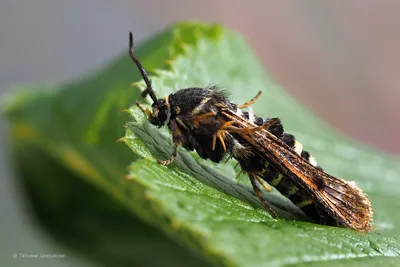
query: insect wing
[{"left": 222, "top": 110, "right": 373, "bottom": 232}]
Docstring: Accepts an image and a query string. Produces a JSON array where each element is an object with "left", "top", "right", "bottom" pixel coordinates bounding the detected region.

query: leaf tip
[
  {"left": 179, "top": 42, "right": 190, "bottom": 54},
  {"left": 124, "top": 174, "right": 133, "bottom": 180},
  {"left": 165, "top": 59, "right": 175, "bottom": 67},
  {"left": 130, "top": 81, "right": 140, "bottom": 88},
  {"left": 117, "top": 137, "right": 126, "bottom": 143}
]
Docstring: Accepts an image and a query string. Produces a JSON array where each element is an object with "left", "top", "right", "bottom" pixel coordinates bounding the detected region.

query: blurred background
[{"left": 1, "top": 1, "right": 399, "bottom": 266}]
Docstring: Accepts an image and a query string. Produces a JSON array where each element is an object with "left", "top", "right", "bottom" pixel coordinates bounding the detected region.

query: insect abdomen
[
  {"left": 230, "top": 109, "right": 331, "bottom": 223},
  {"left": 261, "top": 165, "right": 320, "bottom": 221},
  {"left": 232, "top": 113, "right": 324, "bottom": 221}
]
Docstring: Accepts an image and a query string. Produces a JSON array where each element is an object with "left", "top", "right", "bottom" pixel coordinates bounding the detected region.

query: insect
[{"left": 128, "top": 32, "right": 373, "bottom": 232}]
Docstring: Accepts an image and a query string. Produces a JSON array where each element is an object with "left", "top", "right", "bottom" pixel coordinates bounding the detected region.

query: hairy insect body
[
  {"left": 128, "top": 32, "right": 373, "bottom": 232},
  {"left": 150, "top": 85, "right": 358, "bottom": 228},
  {"left": 166, "top": 87, "right": 234, "bottom": 163}
]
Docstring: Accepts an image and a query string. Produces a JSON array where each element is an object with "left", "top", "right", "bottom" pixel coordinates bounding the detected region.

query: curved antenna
[{"left": 129, "top": 32, "right": 157, "bottom": 102}]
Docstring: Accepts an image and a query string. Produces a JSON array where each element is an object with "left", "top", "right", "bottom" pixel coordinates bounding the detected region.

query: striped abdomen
[{"left": 233, "top": 109, "right": 325, "bottom": 223}]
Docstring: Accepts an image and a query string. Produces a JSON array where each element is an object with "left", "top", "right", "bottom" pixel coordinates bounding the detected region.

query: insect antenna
[{"left": 128, "top": 32, "right": 157, "bottom": 102}]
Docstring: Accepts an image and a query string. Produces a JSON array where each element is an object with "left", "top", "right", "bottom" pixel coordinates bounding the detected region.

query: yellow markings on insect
[
  {"left": 294, "top": 141, "right": 303, "bottom": 155},
  {"left": 214, "top": 102, "right": 226, "bottom": 108},
  {"left": 270, "top": 173, "right": 284, "bottom": 186},
  {"left": 192, "top": 97, "right": 211, "bottom": 115},
  {"left": 309, "top": 155, "right": 318, "bottom": 166},
  {"left": 285, "top": 186, "right": 299, "bottom": 197},
  {"left": 260, "top": 162, "right": 270, "bottom": 175},
  {"left": 297, "top": 199, "right": 313, "bottom": 208},
  {"left": 176, "top": 117, "right": 188, "bottom": 130}
]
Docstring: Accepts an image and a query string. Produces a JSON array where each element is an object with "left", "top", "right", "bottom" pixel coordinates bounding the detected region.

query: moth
[{"left": 128, "top": 32, "right": 373, "bottom": 232}]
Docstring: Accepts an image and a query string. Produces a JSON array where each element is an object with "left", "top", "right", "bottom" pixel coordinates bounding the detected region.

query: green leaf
[
  {"left": 3, "top": 22, "right": 400, "bottom": 266},
  {"left": 13, "top": 143, "right": 208, "bottom": 267}
]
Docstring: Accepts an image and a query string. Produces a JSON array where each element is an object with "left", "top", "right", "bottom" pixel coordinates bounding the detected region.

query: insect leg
[
  {"left": 157, "top": 143, "right": 178, "bottom": 165},
  {"left": 224, "top": 154, "right": 233, "bottom": 163},
  {"left": 192, "top": 112, "right": 217, "bottom": 127},
  {"left": 249, "top": 173, "right": 278, "bottom": 218},
  {"left": 212, "top": 129, "right": 228, "bottom": 152},
  {"left": 217, "top": 131, "right": 227, "bottom": 152},
  {"left": 193, "top": 112, "right": 216, "bottom": 121},
  {"left": 238, "top": 91, "right": 262, "bottom": 108},
  {"left": 217, "top": 121, "right": 236, "bottom": 151},
  {"left": 235, "top": 169, "right": 244, "bottom": 179},
  {"left": 211, "top": 121, "right": 236, "bottom": 151},
  {"left": 254, "top": 175, "right": 273, "bottom": 192},
  {"left": 157, "top": 120, "right": 181, "bottom": 166},
  {"left": 136, "top": 102, "right": 154, "bottom": 119}
]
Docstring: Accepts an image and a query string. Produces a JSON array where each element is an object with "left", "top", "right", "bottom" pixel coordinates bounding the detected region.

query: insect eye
[{"left": 156, "top": 107, "right": 168, "bottom": 124}]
